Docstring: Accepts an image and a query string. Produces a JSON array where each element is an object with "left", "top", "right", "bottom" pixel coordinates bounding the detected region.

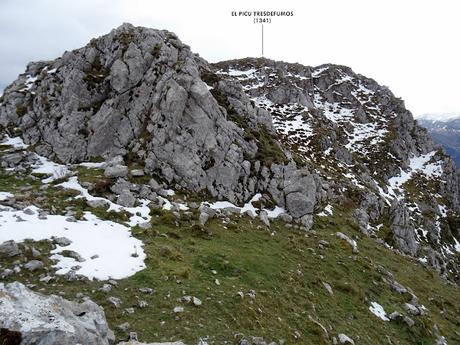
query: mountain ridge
[
  {"left": 0, "top": 23, "right": 459, "bottom": 282},
  {"left": 0, "top": 23, "right": 460, "bottom": 345}
]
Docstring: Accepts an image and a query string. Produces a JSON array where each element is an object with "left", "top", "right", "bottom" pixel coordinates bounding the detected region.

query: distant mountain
[{"left": 418, "top": 115, "right": 460, "bottom": 167}]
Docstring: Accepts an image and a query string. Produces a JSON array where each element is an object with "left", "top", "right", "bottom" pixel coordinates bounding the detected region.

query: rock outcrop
[
  {"left": 0, "top": 23, "right": 317, "bottom": 223},
  {"left": 0, "top": 282, "right": 115, "bottom": 345}
]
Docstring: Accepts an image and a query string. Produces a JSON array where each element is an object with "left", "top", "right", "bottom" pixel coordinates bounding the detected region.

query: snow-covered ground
[
  {"left": 0, "top": 136, "right": 147, "bottom": 280},
  {"left": 0, "top": 205, "right": 145, "bottom": 280}
]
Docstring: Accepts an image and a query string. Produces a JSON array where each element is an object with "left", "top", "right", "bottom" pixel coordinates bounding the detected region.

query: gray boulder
[
  {"left": 259, "top": 210, "right": 270, "bottom": 226},
  {"left": 86, "top": 199, "right": 110, "bottom": 209},
  {"left": 117, "top": 189, "right": 136, "bottom": 207},
  {"left": 104, "top": 165, "right": 129, "bottom": 178},
  {"left": 337, "top": 333, "right": 355, "bottom": 344},
  {"left": 0, "top": 282, "right": 115, "bottom": 345},
  {"left": 24, "top": 260, "right": 44, "bottom": 271},
  {"left": 130, "top": 169, "right": 145, "bottom": 177},
  {"left": 199, "top": 212, "right": 209, "bottom": 226},
  {"left": 0, "top": 240, "right": 20, "bottom": 258}
]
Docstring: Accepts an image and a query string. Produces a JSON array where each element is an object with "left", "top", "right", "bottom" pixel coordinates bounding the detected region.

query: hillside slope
[{"left": 0, "top": 24, "right": 459, "bottom": 344}]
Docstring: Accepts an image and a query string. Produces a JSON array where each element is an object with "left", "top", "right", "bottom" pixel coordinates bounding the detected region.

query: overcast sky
[{"left": 0, "top": 0, "right": 459, "bottom": 118}]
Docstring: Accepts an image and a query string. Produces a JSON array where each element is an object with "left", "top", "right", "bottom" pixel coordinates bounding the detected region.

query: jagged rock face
[
  {"left": 0, "top": 25, "right": 459, "bottom": 278},
  {"left": 212, "top": 57, "right": 460, "bottom": 278},
  {"left": 0, "top": 24, "right": 280, "bottom": 206},
  {"left": 0, "top": 282, "right": 115, "bottom": 345}
]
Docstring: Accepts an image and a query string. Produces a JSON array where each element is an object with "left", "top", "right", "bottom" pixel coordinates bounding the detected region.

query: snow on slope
[
  {"left": 0, "top": 205, "right": 146, "bottom": 280},
  {"left": 0, "top": 136, "right": 148, "bottom": 280},
  {"left": 58, "top": 177, "right": 152, "bottom": 227},
  {"left": 384, "top": 151, "right": 443, "bottom": 200},
  {"left": 219, "top": 65, "right": 392, "bottom": 161},
  {"left": 203, "top": 193, "right": 286, "bottom": 219},
  {"left": 369, "top": 302, "right": 389, "bottom": 321}
]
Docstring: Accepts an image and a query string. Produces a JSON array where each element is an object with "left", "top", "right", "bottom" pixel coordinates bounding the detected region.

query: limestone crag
[{"left": 0, "top": 24, "right": 316, "bottom": 221}]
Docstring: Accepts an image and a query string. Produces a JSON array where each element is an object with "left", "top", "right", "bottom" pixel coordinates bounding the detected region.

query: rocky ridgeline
[
  {"left": 0, "top": 23, "right": 459, "bottom": 281},
  {"left": 211, "top": 58, "right": 460, "bottom": 279}
]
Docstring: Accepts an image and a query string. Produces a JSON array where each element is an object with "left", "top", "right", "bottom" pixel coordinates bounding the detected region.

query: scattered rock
[
  {"left": 138, "top": 300, "right": 148, "bottom": 308},
  {"left": 117, "top": 189, "right": 136, "bottom": 208},
  {"left": 99, "top": 284, "right": 113, "bottom": 293},
  {"left": 23, "top": 208, "right": 35, "bottom": 215},
  {"left": 436, "top": 336, "right": 448, "bottom": 345},
  {"left": 336, "top": 232, "right": 358, "bottom": 253},
  {"left": 322, "top": 282, "right": 333, "bottom": 295},
  {"left": 148, "top": 178, "right": 162, "bottom": 192},
  {"left": 0, "top": 269, "right": 13, "bottom": 278},
  {"left": 53, "top": 237, "right": 72, "bottom": 247},
  {"left": 403, "top": 303, "right": 420, "bottom": 315},
  {"left": 130, "top": 169, "right": 145, "bottom": 177},
  {"left": 116, "top": 322, "right": 130, "bottom": 332},
  {"left": 31, "top": 247, "right": 41, "bottom": 258},
  {"left": 24, "top": 260, "right": 44, "bottom": 272},
  {"left": 107, "top": 296, "right": 122, "bottom": 308},
  {"left": 279, "top": 213, "right": 293, "bottom": 223},
  {"left": 139, "top": 222, "right": 151, "bottom": 229},
  {"left": 173, "top": 306, "right": 184, "bottom": 313},
  {"left": 403, "top": 316, "right": 415, "bottom": 327},
  {"left": 259, "top": 210, "right": 270, "bottom": 227},
  {"left": 104, "top": 165, "right": 129, "bottom": 178},
  {"left": 0, "top": 240, "right": 20, "bottom": 258},
  {"left": 318, "top": 240, "right": 329, "bottom": 247},
  {"left": 338, "top": 333, "right": 355, "bottom": 344},
  {"left": 390, "top": 281, "right": 407, "bottom": 294},
  {"left": 199, "top": 212, "right": 209, "bottom": 226},
  {"left": 86, "top": 199, "right": 110, "bottom": 209},
  {"left": 247, "top": 290, "right": 256, "bottom": 299},
  {"left": 61, "top": 250, "right": 85, "bottom": 262},
  {"left": 389, "top": 311, "right": 402, "bottom": 321}
]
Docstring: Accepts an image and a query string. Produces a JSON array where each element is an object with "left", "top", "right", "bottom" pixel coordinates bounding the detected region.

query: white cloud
[{"left": 1, "top": 0, "right": 459, "bottom": 117}]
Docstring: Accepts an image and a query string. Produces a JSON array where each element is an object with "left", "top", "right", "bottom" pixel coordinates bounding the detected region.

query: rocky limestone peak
[
  {"left": 0, "top": 25, "right": 459, "bottom": 281},
  {"left": 0, "top": 24, "right": 316, "bottom": 220}
]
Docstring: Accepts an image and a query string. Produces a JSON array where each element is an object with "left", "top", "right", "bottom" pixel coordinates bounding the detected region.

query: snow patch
[
  {"left": 203, "top": 194, "right": 286, "bottom": 219},
  {"left": 0, "top": 192, "right": 13, "bottom": 201},
  {"left": 369, "top": 302, "right": 389, "bottom": 321},
  {"left": 387, "top": 151, "right": 443, "bottom": 199},
  {"left": 0, "top": 206, "right": 145, "bottom": 280},
  {"left": 317, "top": 204, "right": 333, "bottom": 217},
  {"left": 58, "top": 177, "right": 151, "bottom": 227},
  {"left": 79, "top": 162, "right": 106, "bottom": 169},
  {"left": 2, "top": 136, "right": 29, "bottom": 149},
  {"left": 32, "top": 156, "right": 70, "bottom": 183}
]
